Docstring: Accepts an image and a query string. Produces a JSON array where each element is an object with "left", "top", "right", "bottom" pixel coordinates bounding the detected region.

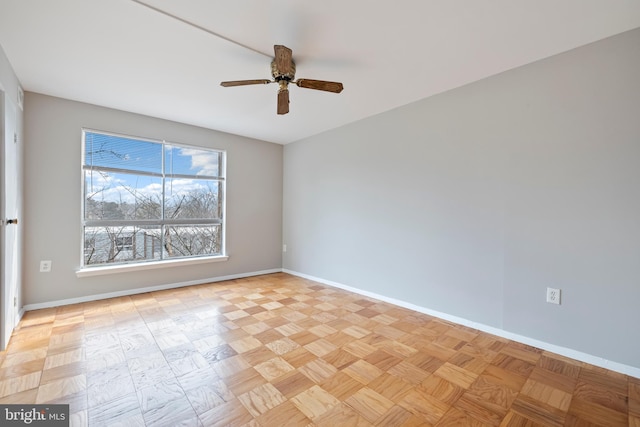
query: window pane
[
  {"left": 84, "top": 226, "right": 162, "bottom": 265},
  {"left": 85, "top": 132, "right": 162, "bottom": 174},
  {"left": 165, "top": 179, "right": 221, "bottom": 220},
  {"left": 85, "top": 170, "right": 162, "bottom": 220},
  {"left": 165, "top": 145, "right": 221, "bottom": 177},
  {"left": 163, "top": 225, "right": 221, "bottom": 258}
]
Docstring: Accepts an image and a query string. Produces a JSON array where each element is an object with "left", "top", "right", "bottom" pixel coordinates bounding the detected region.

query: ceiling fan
[{"left": 221, "top": 45, "right": 344, "bottom": 115}]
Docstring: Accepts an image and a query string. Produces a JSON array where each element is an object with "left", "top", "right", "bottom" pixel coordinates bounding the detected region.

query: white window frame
[{"left": 78, "top": 129, "right": 227, "bottom": 276}]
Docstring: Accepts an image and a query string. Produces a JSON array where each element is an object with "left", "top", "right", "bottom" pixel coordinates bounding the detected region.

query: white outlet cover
[
  {"left": 40, "top": 260, "right": 52, "bottom": 272},
  {"left": 546, "top": 287, "right": 561, "bottom": 304}
]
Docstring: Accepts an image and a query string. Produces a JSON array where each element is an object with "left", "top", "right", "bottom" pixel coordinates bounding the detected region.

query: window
[
  {"left": 114, "top": 236, "right": 133, "bottom": 251},
  {"left": 82, "top": 130, "right": 225, "bottom": 267}
]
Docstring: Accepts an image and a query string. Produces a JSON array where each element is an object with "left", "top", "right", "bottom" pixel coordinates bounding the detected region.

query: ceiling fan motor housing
[{"left": 271, "top": 60, "right": 296, "bottom": 82}]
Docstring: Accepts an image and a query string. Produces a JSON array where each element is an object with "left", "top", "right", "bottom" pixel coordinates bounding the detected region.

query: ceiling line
[{"left": 129, "top": 0, "right": 272, "bottom": 59}]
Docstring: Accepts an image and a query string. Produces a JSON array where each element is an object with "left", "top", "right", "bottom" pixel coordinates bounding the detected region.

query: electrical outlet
[
  {"left": 282, "top": 244, "right": 287, "bottom": 253},
  {"left": 546, "top": 287, "right": 561, "bottom": 305},
  {"left": 40, "top": 260, "right": 52, "bottom": 273}
]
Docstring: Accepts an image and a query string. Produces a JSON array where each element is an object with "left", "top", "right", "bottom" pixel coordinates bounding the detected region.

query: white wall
[
  {"left": 23, "top": 93, "right": 282, "bottom": 305},
  {"left": 283, "top": 28, "right": 640, "bottom": 369}
]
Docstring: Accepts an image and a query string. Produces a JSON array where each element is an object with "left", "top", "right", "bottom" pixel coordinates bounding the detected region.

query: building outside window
[{"left": 82, "top": 130, "right": 225, "bottom": 267}]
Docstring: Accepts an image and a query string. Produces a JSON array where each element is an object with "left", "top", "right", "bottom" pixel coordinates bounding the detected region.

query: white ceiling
[{"left": 1, "top": 1, "right": 639, "bottom": 144}]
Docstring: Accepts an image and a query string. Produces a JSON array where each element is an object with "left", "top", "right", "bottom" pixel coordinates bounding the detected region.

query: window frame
[{"left": 80, "top": 128, "right": 227, "bottom": 270}]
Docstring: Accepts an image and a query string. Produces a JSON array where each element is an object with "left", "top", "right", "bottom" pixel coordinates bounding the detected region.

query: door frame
[
  {"left": 0, "top": 87, "right": 8, "bottom": 350},
  {"left": 0, "top": 87, "right": 20, "bottom": 351}
]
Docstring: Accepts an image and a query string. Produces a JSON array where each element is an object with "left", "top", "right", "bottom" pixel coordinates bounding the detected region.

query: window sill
[{"left": 76, "top": 255, "right": 229, "bottom": 278}]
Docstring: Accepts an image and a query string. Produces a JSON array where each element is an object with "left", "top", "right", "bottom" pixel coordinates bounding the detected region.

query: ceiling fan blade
[
  {"left": 220, "top": 79, "right": 271, "bottom": 87},
  {"left": 295, "top": 79, "right": 344, "bottom": 93},
  {"left": 277, "top": 88, "right": 290, "bottom": 115},
  {"left": 274, "top": 45, "right": 293, "bottom": 75}
]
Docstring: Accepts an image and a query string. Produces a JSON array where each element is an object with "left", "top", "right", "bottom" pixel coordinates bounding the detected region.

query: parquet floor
[{"left": 0, "top": 273, "right": 638, "bottom": 426}]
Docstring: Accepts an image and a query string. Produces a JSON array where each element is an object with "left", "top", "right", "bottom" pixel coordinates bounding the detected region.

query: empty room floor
[{"left": 0, "top": 273, "right": 637, "bottom": 426}]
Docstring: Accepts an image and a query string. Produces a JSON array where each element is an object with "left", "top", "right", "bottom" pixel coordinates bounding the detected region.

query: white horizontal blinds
[
  {"left": 84, "top": 132, "right": 164, "bottom": 222},
  {"left": 82, "top": 130, "right": 225, "bottom": 267},
  {"left": 84, "top": 132, "right": 162, "bottom": 174}
]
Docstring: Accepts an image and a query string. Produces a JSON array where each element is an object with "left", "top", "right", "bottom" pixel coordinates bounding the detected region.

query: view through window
[{"left": 82, "top": 130, "right": 225, "bottom": 267}]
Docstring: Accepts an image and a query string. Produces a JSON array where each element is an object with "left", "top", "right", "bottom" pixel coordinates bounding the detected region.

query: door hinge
[{"left": 14, "top": 133, "right": 18, "bottom": 143}]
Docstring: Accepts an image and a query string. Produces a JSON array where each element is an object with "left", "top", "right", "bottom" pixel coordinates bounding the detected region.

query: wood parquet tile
[{"left": 0, "top": 272, "right": 637, "bottom": 426}]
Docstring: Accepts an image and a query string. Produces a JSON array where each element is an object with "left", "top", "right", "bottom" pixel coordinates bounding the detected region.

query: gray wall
[
  {"left": 24, "top": 93, "right": 282, "bottom": 305},
  {"left": 283, "top": 28, "right": 640, "bottom": 369}
]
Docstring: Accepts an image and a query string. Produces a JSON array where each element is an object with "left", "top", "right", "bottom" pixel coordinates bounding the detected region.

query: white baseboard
[
  {"left": 283, "top": 269, "right": 640, "bottom": 379},
  {"left": 22, "top": 269, "right": 282, "bottom": 312}
]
